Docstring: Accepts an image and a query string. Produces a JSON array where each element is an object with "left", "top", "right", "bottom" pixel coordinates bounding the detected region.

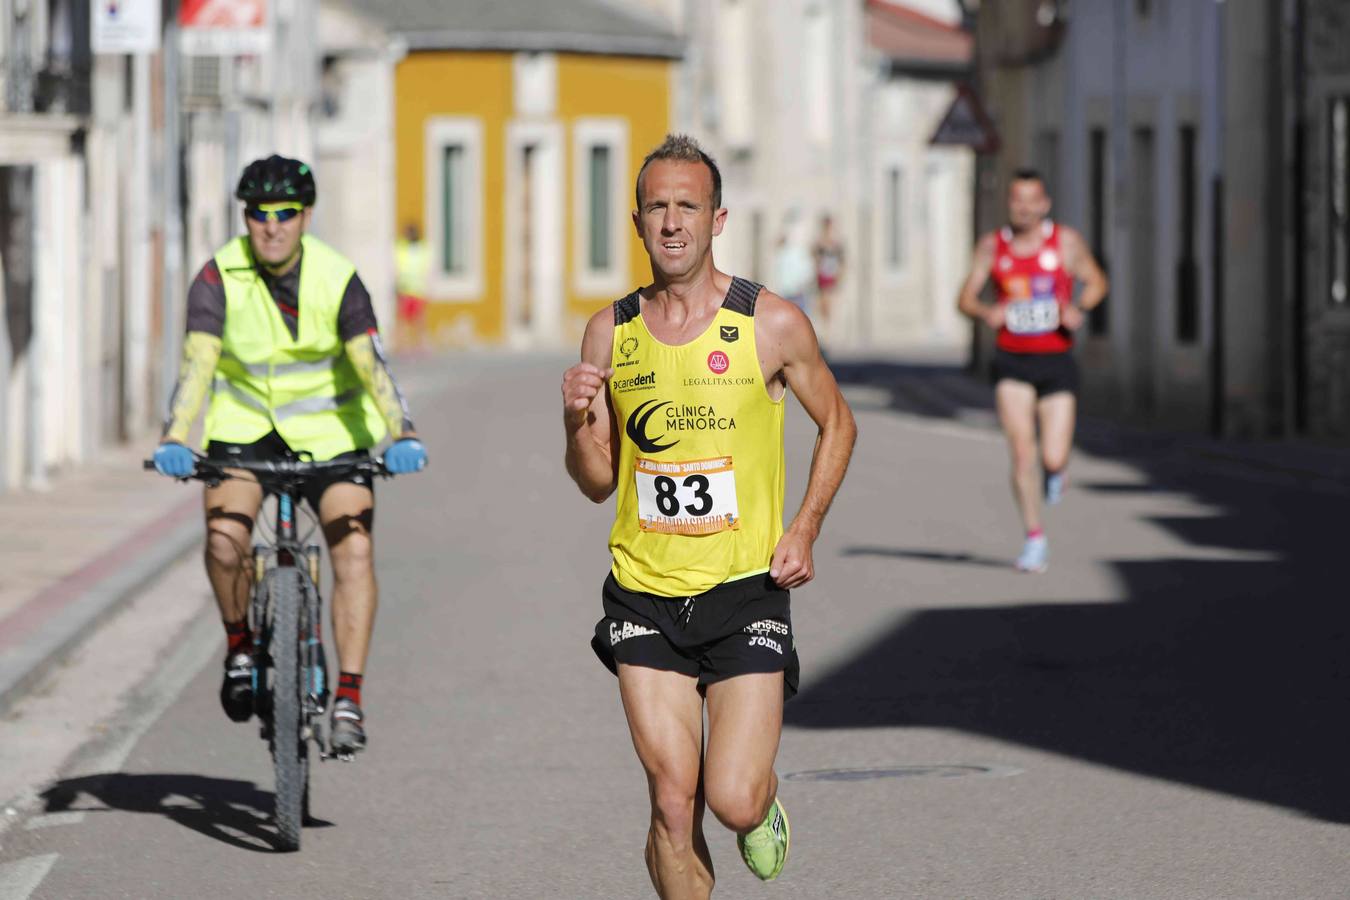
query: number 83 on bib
[{"left": 635, "top": 456, "right": 740, "bottom": 535}]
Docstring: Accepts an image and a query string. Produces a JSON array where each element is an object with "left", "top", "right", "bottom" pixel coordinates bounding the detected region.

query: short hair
[
  {"left": 1011, "top": 168, "right": 1046, "bottom": 187},
  {"left": 635, "top": 134, "right": 723, "bottom": 209}
]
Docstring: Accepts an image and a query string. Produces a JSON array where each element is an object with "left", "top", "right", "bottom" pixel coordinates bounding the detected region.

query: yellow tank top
[{"left": 608, "top": 278, "right": 786, "bottom": 597}]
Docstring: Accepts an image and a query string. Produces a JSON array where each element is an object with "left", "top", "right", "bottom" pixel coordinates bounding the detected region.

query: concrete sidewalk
[{"left": 0, "top": 439, "right": 203, "bottom": 714}]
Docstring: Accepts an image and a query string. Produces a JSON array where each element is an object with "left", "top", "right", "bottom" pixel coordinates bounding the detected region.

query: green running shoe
[{"left": 737, "top": 796, "right": 790, "bottom": 881}]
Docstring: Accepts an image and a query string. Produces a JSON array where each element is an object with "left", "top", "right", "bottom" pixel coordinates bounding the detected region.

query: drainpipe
[{"left": 1290, "top": 0, "right": 1307, "bottom": 434}]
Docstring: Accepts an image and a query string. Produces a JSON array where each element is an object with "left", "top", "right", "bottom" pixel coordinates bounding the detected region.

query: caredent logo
[{"left": 612, "top": 370, "right": 657, "bottom": 393}]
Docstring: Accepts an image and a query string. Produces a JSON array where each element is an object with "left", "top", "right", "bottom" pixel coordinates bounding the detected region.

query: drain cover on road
[{"left": 784, "top": 764, "right": 1021, "bottom": 782}]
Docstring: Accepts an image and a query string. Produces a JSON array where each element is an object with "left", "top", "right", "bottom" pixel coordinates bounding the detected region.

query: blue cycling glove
[
  {"left": 384, "top": 438, "right": 428, "bottom": 474},
  {"left": 153, "top": 442, "right": 196, "bottom": 478}
]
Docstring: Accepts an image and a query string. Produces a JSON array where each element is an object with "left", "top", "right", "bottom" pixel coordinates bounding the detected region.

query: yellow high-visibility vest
[{"left": 203, "top": 235, "right": 387, "bottom": 459}]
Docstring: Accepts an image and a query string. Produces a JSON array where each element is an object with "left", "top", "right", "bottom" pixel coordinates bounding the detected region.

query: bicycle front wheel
[{"left": 267, "top": 567, "right": 309, "bottom": 852}]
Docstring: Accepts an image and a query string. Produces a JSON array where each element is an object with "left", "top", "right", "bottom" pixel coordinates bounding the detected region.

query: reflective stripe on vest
[
  {"left": 212, "top": 377, "right": 362, "bottom": 421},
  {"left": 220, "top": 350, "right": 342, "bottom": 379}
]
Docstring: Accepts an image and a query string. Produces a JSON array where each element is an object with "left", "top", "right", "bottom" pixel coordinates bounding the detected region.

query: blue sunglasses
[{"left": 245, "top": 205, "right": 304, "bottom": 223}]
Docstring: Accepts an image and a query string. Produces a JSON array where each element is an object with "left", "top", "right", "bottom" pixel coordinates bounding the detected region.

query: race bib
[
  {"left": 1005, "top": 298, "right": 1061, "bottom": 335},
  {"left": 635, "top": 456, "right": 740, "bottom": 535}
]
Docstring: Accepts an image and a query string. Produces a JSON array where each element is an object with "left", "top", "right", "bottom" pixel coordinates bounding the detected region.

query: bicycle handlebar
[{"left": 143, "top": 451, "right": 391, "bottom": 484}]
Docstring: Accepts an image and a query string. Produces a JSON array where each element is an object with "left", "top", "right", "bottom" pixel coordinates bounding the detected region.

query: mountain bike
[{"left": 144, "top": 452, "right": 389, "bottom": 851}]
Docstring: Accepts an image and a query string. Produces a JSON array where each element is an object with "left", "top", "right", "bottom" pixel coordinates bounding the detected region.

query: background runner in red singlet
[{"left": 956, "top": 168, "right": 1109, "bottom": 572}]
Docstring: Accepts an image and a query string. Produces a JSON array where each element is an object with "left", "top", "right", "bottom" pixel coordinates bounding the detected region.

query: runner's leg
[
  {"left": 319, "top": 482, "right": 376, "bottom": 675},
  {"left": 203, "top": 478, "right": 264, "bottom": 624},
  {"left": 995, "top": 379, "right": 1042, "bottom": 534},
  {"left": 702, "top": 672, "right": 783, "bottom": 836},
  {"left": 1037, "top": 391, "right": 1076, "bottom": 477},
  {"left": 618, "top": 664, "right": 715, "bottom": 900}
]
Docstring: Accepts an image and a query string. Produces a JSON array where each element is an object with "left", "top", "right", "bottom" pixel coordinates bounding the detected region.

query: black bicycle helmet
[{"left": 234, "top": 154, "right": 317, "bottom": 206}]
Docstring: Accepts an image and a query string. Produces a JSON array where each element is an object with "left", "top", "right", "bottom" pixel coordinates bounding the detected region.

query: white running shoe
[{"left": 1016, "top": 535, "right": 1049, "bottom": 573}]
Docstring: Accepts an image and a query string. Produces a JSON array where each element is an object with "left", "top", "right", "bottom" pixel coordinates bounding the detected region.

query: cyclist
[
  {"left": 957, "top": 168, "right": 1108, "bottom": 572},
  {"left": 562, "top": 134, "right": 856, "bottom": 897},
  {"left": 151, "top": 154, "right": 427, "bottom": 754}
]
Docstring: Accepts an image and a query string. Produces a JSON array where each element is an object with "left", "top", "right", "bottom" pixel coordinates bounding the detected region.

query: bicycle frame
[{"left": 252, "top": 487, "right": 331, "bottom": 755}]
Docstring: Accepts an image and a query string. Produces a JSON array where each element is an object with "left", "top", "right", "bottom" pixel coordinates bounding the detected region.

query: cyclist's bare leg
[
  {"left": 319, "top": 482, "right": 376, "bottom": 675},
  {"left": 203, "top": 477, "right": 264, "bottom": 624},
  {"left": 702, "top": 672, "right": 783, "bottom": 836},
  {"left": 1037, "top": 391, "right": 1076, "bottom": 475},
  {"left": 618, "top": 664, "right": 714, "bottom": 900},
  {"left": 995, "top": 379, "right": 1042, "bottom": 534}
]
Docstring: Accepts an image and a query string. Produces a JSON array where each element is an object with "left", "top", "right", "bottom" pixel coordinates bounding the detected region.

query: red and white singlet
[{"left": 992, "top": 220, "right": 1074, "bottom": 354}]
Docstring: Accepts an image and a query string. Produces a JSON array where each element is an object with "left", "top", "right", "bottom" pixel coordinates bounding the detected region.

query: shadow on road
[
  {"left": 40, "top": 773, "right": 333, "bottom": 852},
  {"left": 796, "top": 359, "right": 1350, "bottom": 824},
  {"left": 842, "top": 546, "right": 1008, "bottom": 569}
]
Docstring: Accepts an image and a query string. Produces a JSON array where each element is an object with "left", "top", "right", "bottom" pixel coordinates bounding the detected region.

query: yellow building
[{"left": 342, "top": 0, "right": 681, "bottom": 348}]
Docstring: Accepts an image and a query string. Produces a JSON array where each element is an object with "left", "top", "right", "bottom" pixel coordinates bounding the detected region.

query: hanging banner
[
  {"left": 179, "top": 0, "right": 270, "bottom": 56},
  {"left": 91, "top": 0, "right": 161, "bottom": 55}
]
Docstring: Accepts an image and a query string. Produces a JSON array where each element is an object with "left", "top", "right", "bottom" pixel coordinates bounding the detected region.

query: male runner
[
  {"left": 562, "top": 134, "right": 856, "bottom": 898},
  {"left": 956, "top": 168, "right": 1108, "bottom": 572},
  {"left": 151, "top": 154, "right": 428, "bottom": 753}
]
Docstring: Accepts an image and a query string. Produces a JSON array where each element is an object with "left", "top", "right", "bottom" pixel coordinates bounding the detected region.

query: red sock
[
  {"left": 1027, "top": 528, "right": 1045, "bottom": 540},
  {"left": 224, "top": 619, "right": 251, "bottom": 655},
  {"left": 337, "top": 672, "right": 363, "bottom": 706}
]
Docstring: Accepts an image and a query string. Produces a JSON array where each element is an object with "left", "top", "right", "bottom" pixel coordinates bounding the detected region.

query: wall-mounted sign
[
  {"left": 91, "top": 0, "right": 161, "bottom": 55},
  {"left": 931, "top": 83, "right": 1001, "bottom": 155},
  {"left": 180, "top": 0, "right": 270, "bottom": 56}
]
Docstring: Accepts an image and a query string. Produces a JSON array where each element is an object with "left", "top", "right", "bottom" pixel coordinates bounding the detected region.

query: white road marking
[
  {"left": 69, "top": 612, "right": 217, "bottom": 778},
  {"left": 22, "top": 812, "right": 84, "bottom": 831},
  {"left": 0, "top": 853, "right": 58, "bottom": 900},
  {"left": 2, "top": 611, "right": 217, "bottom": 835}
]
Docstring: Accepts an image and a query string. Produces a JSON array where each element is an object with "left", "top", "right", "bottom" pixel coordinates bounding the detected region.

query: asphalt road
[{"left": 1, "top": 351, "right": 1346, "bottom": 899}]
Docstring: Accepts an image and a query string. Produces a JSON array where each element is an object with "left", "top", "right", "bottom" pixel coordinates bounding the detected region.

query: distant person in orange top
[{"left": 956, "top": 168, "right": 1108, "bottom": 573}]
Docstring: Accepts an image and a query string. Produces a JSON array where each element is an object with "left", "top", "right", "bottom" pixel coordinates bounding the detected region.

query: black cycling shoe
[
  {"left": 329, "top": 698, "right": 367, "bottom": 755},
  {"left": 220, "top": 652, "right": 255, "bottom": 722}
]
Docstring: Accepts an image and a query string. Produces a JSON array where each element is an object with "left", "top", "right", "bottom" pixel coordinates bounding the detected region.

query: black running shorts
[
  {"left": 591, "top": 572, "right": 800, "bottom": 699},
  {"left": 990, "top": 348, "right": 1079, "bottom": 398},
  {"left": 205, "top": 430, "right": 373, "bottom": 511}
]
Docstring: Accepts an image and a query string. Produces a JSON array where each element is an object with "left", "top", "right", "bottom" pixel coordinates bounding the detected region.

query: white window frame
[
  {"left": 424, "top": 117, "right": 484, "bottom": 300},
  {"left": 572, "top": 117, "right": 629, "bottom": 297}
]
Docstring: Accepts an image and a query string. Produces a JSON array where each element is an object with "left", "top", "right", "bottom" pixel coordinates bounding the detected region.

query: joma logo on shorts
[
  {"left": 610, "top": 621, "right": 659, "bottom": 646},
  {"left": 747, "top": 635, "right": 783, "bottom": 654}
]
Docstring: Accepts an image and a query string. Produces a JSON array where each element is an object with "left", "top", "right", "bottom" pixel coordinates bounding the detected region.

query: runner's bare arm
[
  {"left": 1060, "top": 226, "right": 1109, "bottom": 311},
  {"left": 957, "top": 233, "right": 1002, "bottom": 329},
  {"left": 161, "top": 331, "right": 223, "bottom": 444},
  {"left": 563, "top": 307, "right": 620, "bottom": 502},
  {"left": 756, "top": 293, "right": 858, "bottom": 589}
]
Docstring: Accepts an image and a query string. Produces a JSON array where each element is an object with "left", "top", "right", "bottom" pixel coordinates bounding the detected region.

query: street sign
[
  {"left": 179, "top": 0, "right": 270, "bottom": 56},
  {"left": 931, "top": 83, "right": 1000, "bottom": 155},
  {"left": 91, "top": 0, "right": 161, "bottom": 55}
]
